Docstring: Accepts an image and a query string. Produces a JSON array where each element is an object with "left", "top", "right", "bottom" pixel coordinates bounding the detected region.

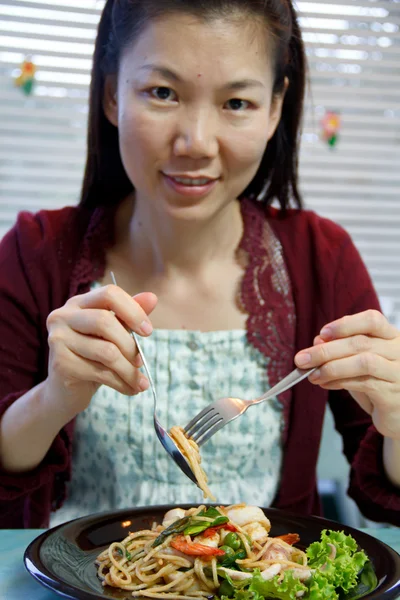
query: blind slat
[{"left": 1, "top": 0, "right": 399, "bottom": 319}]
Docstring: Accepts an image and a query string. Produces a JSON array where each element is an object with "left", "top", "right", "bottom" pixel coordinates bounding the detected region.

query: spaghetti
[
  {"left": 96, "top": 504, "right": 309, "bottom": 599},
  {"left": 169, "top": 426, "right": 215, "bottom": 501}
]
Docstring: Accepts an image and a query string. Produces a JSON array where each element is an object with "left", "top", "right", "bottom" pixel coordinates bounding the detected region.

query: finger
[
  {"left": 54, "top": 347, "right": 143, "bottom": 396},
  {"left": 319, "top": 310, "right": 398, "bottom": 342},
  {"left": 66, "top": 331, "right": 149, "bottom": 392},
  {"left": 66, "top": 308, "right": 138, "bottom": 363},
  {"left": 295, "top": 334, "right": 397, "bottom": 368},
  {"left": 316, "top": 374, "right": 391, "bottom": 402},
  {"left": 133, "top": 292, "right": 158, "bottom": 316},
  {"left": 308, "top": 353, "right": 397, "bottom": 386},
  {"left": 317, "top": 379, "right": 374, "bottom": 414},
  {"left": 71, "top": 285, "right": 154, "bottom": 336}
]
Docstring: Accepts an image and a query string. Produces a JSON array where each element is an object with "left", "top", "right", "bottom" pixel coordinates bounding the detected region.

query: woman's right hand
[{"left": 44, "top": 284, "right": 158, "bottom": 418}]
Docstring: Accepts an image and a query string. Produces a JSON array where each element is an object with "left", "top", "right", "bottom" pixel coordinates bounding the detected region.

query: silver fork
[
  {"left": 183, "top": 367, "right": 317, "bottom": 447},
  {"left": 110, "top": 273, "right": 198, "bottom": 486}
]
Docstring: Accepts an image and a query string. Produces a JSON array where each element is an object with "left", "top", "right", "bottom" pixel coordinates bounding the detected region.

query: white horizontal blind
[
  {"left": 0, "top": 0, "right": 399, "bottom": 318},
  {"left": 297, "top": 0, "right": 400, "bottom": 322}
]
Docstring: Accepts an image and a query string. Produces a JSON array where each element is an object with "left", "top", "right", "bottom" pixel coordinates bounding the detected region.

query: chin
[{"left": 161, "top": 194, "right": 233, "bottom": 223}]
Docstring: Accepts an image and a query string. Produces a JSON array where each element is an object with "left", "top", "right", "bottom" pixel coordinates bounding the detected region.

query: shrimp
[
  {"left": 162, "top": 508, "right": 187, "bottom": 528},
  {"left": 225, "top": 505, "right": 271, "bottom": 530},
  {"left": 194, "top": 530, "right": 221, "bottom": 548},
  {"left": 225, "top": 505, "right": 271, "bottom": 544},
  {"left": 262, "top": 541, "right": 292, "bottom": 562}
]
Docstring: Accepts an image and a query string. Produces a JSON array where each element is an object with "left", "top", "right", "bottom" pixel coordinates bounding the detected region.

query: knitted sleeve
[
  {"left": 328, "top": 234, "right": 400, "bottom": 525},
  {"left": 0, "top": 213, "right": 71, "bottom": 527}
]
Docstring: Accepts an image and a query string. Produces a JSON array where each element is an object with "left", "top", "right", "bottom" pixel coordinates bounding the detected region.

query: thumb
[{"left": 133, "top": 292, "right": 158, "bottom": 317}]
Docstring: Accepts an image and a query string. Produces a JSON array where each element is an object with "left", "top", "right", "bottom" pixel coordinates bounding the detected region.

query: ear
[
  {"left": 267, "top": 76, "right": 289, "bottom": 141},
  {"left": 103, "top": 74, "right": 119, "bottom": 127}
]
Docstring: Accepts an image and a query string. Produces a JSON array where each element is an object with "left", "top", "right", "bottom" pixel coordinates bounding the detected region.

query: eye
[
  {"left": 150, "top": 87, "right": 177, "bottom": 102},
  {"left": 225, "top": 98, "right": 251, "bottom": 111}
]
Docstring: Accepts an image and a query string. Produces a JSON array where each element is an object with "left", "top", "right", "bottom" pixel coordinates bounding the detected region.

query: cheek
[
  {"left": 225, "top": 122, "right": 269, "bottom": 170},
  {"left": 119, "top": 110, "right": 157, "bottom": 160}
]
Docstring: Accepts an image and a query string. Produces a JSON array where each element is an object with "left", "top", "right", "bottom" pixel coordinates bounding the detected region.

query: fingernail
[
  {"left": 139, "top": 376, "right": 149, "bottom": 392},
  {"left": 296, "top": 353, "right": 311, "bottom": 367},
  {"left": 140, "top": 320, "right": 153, "bottom": 335},
  {"left": 320, "top": 326, "right": 332, "bottom": 339},
  {"left": 309, "top": 369, "right": 321, "bottom": 381}
]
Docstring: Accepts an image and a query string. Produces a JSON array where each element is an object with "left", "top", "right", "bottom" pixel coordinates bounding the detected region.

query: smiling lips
[{"left": 162, "top": 173, "right": 219, "bottom": 197}]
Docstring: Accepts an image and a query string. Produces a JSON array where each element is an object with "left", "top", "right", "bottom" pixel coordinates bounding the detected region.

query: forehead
[{"left": 120, "top": 13, "right": 274, "bottom": 82}]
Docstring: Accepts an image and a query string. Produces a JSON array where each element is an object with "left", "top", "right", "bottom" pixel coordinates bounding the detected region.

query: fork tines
[{"left": 184, "top": 406, "right": 224, "bottom": 446}]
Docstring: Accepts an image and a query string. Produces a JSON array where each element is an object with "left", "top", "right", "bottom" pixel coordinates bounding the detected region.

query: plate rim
[{"left": 24, "top": 504, "right": 400, "bottom": 600}]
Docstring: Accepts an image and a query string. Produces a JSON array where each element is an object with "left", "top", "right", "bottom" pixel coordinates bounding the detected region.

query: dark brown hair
[{"left": 80, "top": 0, "right": 306, "bottom": 211}]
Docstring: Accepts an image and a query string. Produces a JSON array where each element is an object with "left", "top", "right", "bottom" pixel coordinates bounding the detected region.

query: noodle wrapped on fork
[{"left": 169, "top": 426, "right": 215, "bottom": 501}]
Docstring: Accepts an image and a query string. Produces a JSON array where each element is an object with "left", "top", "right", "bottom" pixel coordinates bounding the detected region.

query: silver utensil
[
  {"left": 110, "top": 273, "right": 198, "bottom": 486},
  {"left": 183, "top": 367, "right": 317, "bottom": 447}
]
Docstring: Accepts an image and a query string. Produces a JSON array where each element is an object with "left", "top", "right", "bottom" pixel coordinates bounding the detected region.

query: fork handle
[{"left": 253, "top": 367, "right": 317, "bottom": 404}]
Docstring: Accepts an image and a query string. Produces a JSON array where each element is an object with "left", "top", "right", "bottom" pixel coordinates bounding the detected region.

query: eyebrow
[{"left": 138, "top": 64, "right": 265, "bottom": 90}]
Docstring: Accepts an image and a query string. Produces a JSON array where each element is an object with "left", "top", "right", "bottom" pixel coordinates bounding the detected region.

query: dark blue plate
[{"left": 24, "top": 505, "right": 400, "bottom": 600}]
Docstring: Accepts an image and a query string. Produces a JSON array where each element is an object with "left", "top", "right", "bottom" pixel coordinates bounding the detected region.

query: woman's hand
[
  {"left": 294, "top": 309, "right": 400, "bottom": 440},
  {"left": 44, "top": 284, "right": 158, "bottom": 418}
]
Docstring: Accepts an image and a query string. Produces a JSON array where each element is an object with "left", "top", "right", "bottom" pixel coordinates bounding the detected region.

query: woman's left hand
[{"left": 294, "top": 309, "right": 400, "bottom": 440}]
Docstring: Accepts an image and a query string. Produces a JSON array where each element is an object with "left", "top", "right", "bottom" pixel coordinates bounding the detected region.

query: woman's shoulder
[
  {"left": 0, "top": 205, "right": 97, "bottom": 302},
  {"left": 267, "top": 205, "right": 352, "bottom": 245},
  {"left": 242, "top": 198, "right": 349, "bottom": 241},
  {"left": 1, "top": 205, "right": 93, "bottom": 268},
  {"left": 11, "top": 204, "right": 90, "bottom": 246},
  {"left": 241, "top": 198, "right": 359, "bottom": 269}
]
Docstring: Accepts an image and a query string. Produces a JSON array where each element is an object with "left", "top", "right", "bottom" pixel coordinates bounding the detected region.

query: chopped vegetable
[
  {"left": 152, "top": 516, "right": 191, "bottom": 547},
  {"left": 184, "top": 515, "right": 229, "bottom": 536},
  {"left": 218, "top": 549, "right": 247, "bottom": 569},
  {"left": 224, "top": 532, "right": 242, "bottom": 551},
  {"left": 203, "top": 523, "right": 237, "bottom": 538},
  {"left": 218, "top": 579, "right": 235, "bottom": 597},
  {"left": 171, "top": 535, "right": 226, "bottom": 556}
]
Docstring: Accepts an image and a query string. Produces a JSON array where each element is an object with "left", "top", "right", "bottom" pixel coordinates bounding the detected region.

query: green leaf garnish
[{"left": 307, "top": 530, "right": 368, "bottom": 593}]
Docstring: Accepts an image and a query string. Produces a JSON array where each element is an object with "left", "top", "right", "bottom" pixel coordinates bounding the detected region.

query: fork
[
  {"left": 183, "top": 366, "right": 317, "bottom": 447},
  {"left": 110, "top": 273, "right": 198, "bottom": 486}
]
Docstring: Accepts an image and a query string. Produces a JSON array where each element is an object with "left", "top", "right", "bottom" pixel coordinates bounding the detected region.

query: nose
[{"left": 173, "top": 109, "right": 219, "bottom": 159}]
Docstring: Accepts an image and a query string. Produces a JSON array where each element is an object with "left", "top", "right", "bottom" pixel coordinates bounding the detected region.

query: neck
[{"left": 115, "top": 195, "right": 244, "bottom": 278}]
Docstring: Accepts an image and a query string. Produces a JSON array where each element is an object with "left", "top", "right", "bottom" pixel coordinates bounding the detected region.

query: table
[{"left": 1, "top": 528, "right": 399, "bottom": 599}]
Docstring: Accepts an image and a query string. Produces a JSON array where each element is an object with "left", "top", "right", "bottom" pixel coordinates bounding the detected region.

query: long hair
[{"left": 80, "top": 0, "right": 306, "bottom": 212}]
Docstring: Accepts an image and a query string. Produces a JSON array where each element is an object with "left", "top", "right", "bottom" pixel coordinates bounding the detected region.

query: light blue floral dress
[{"left": 50, "top": 329, "right": 284, "bottom": 526}]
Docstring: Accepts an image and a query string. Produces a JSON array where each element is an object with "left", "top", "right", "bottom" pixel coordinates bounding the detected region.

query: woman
[{"left": 0, "top": 0, "right": 399, "bottom": 528}]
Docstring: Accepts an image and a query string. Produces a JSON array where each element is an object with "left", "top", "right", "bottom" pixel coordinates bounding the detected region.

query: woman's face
[{"left": 105, "top": 13, "right": 285, "bottom": 222}]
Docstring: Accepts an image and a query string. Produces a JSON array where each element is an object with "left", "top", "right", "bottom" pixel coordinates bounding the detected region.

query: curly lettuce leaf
[
  {"left": 307, "top": 570, "right": 339, "bottom": 599},
  {"left": 221, "top": 570, "right": 307, "bottom": 600},
  {"left": 220, "top": 529, "right": 372, "bottom": 600},
  {"left": 307, "top": 530, "right": 368, "bottom": 593},
  {"left": 338, "top": 562, "right": 378, "bottom": 600}
]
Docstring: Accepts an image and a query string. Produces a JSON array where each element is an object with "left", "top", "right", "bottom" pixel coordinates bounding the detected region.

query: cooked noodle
[
  {"left": 96, "top": 504, "right": 309, "bottom": 599},
  {"left": 169, "top": 426, "right": 215, "bottom": 501}
]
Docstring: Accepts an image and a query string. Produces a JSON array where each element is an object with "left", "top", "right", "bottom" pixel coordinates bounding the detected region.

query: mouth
[
  {"left": 161, "top": 173, "right": 219, "bottom": 198},
  {"left": 164, "top": 174, "right": 219, "bottom": 186}
]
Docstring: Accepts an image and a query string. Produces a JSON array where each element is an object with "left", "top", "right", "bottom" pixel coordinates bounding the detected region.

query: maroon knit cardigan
[{"left": 0, "top": 198, "right": 399, "bottom": 528}]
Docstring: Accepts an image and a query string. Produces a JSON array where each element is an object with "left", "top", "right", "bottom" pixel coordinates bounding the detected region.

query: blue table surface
[{"left": 0, "top": 527, "right": 399, "bottom": 600}]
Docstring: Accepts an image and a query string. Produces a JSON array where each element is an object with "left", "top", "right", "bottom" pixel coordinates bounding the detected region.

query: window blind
[{"left": 0, "top": 0, "right": 399, "bottom": 319}]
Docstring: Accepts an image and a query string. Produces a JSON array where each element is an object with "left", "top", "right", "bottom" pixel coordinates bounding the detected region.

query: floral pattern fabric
[{"left": 51, "top": 329, "right": 284, "bottom": 526}]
